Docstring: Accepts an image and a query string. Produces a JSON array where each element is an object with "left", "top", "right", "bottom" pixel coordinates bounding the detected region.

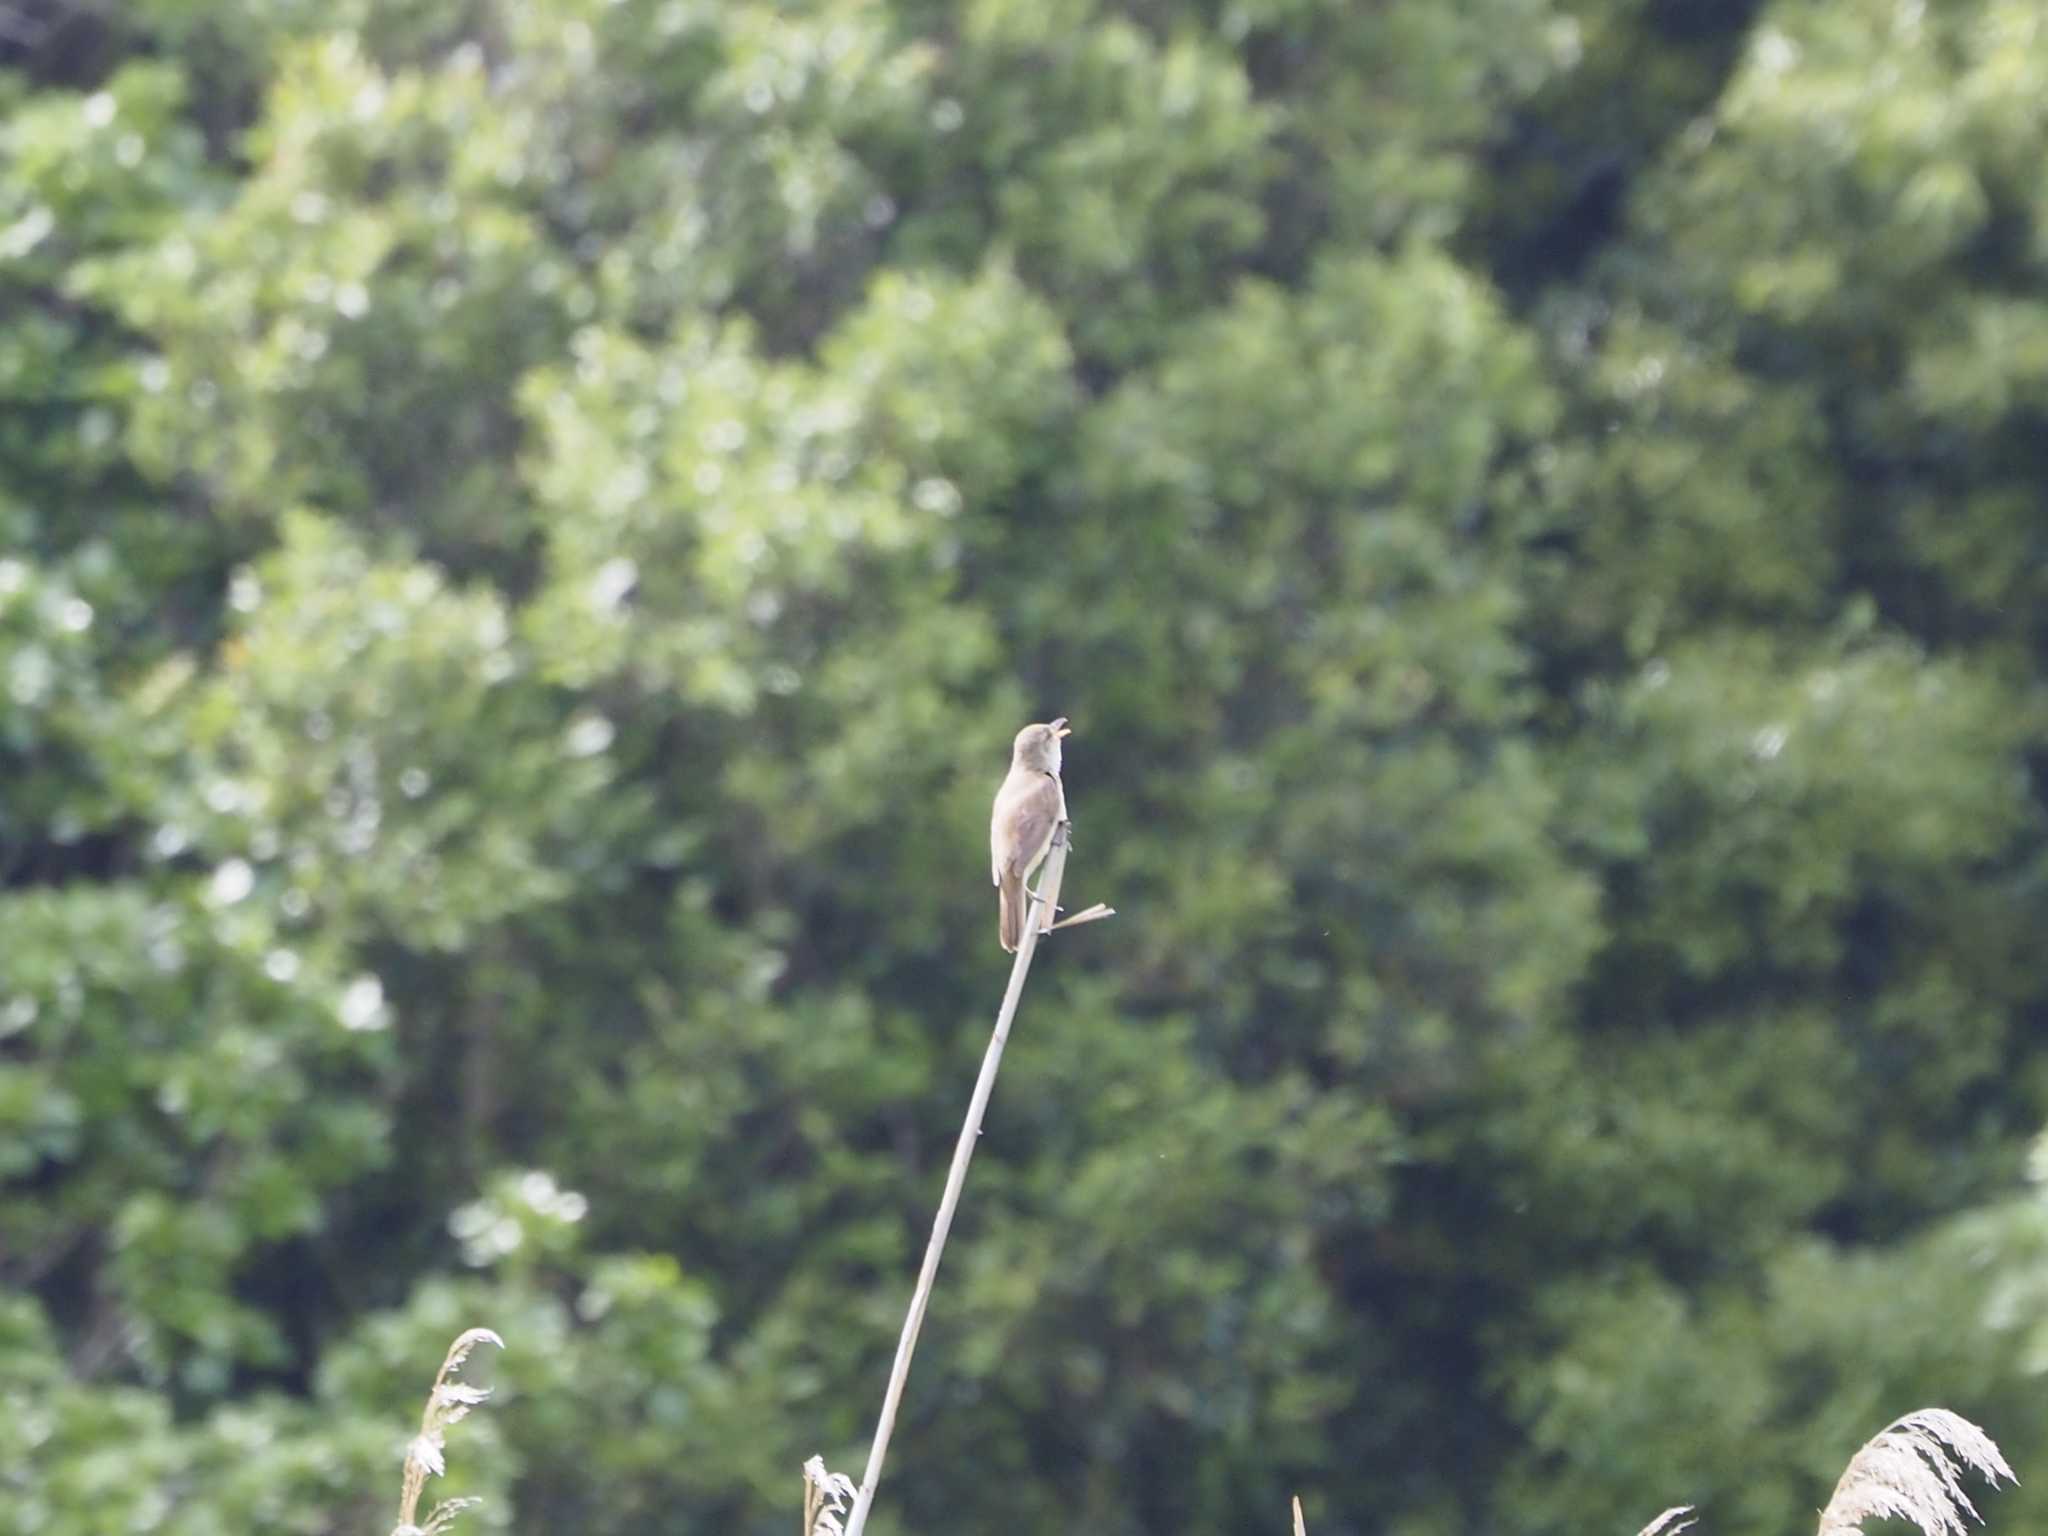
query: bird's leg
[
  {"left": 1032, "top": 823, "right": 1081, "bottom": 921},
  {"left": 1028, "top": 849, "right": 1066, "bottom": 913}
]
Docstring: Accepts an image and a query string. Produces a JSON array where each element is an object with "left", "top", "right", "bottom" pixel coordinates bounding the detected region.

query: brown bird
[{"left": 990, "top": 717, "right": 1070, "bottom": 953}]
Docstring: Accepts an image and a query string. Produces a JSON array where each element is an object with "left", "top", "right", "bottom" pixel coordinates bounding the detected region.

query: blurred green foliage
[{"left": 4, "top": 2, "right": 2048, "bottom": 1534}]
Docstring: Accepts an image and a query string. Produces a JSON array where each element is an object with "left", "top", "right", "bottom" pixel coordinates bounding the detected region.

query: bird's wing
[
  {"left": 991, "top": 774, "right": 1010, "bottom": 885},
  {"left": 997, "top": 772, "right": 1064, "bottom": 884}
]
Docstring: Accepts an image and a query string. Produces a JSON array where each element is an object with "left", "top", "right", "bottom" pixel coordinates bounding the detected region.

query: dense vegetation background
[{"left": 5, "top": 1, "right": 2048, "bottom": 1532}]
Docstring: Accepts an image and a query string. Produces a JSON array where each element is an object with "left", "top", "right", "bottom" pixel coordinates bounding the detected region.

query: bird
[{"left": 990, "top": 717, "right": 1070, "bottom": 953}]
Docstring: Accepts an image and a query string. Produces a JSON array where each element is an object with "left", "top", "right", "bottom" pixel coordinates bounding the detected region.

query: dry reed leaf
[
  {"left": 804, "top": 1455, "right": 857, "bottom": 1536},
  {"left": 1637, "top": 1506, "right": 1697, "bottom": 1536}
]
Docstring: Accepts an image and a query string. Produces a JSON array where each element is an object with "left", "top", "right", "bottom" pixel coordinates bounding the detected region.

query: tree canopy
[{"left": 5, "top": 2, "right": 2048, "bottom": 1534}]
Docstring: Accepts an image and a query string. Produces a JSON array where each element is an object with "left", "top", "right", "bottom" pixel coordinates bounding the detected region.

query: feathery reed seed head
[
  {"left": 391, "top": 1327, "right": 504, "bottom": 1536},
  {"left": 1818, "top": 1410, "right": 2014, "bottom": 1536}
]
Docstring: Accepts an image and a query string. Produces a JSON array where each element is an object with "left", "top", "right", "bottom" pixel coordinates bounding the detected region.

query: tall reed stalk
[{"left": 827, "top": 824, "right": 1107, "bottom": 1536}]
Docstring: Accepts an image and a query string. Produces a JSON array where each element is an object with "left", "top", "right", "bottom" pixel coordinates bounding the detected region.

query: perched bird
[{"left": 990, "top": 717, "right": 1070, "bottom": 953}]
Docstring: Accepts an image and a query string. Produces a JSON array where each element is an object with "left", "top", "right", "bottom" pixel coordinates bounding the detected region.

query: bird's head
[{"left": 1012, "top": 717, "right": 1070, "bottom": 772}]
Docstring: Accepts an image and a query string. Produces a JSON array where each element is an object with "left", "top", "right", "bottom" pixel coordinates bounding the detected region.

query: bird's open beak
[{"left": 1052, "top": 718, "right": 1071, "bottom": 737}]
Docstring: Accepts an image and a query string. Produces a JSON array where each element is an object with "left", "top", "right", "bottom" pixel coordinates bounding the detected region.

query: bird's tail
[{"left": 998, "top": 869, "right": 1023, "bottom": 953}]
